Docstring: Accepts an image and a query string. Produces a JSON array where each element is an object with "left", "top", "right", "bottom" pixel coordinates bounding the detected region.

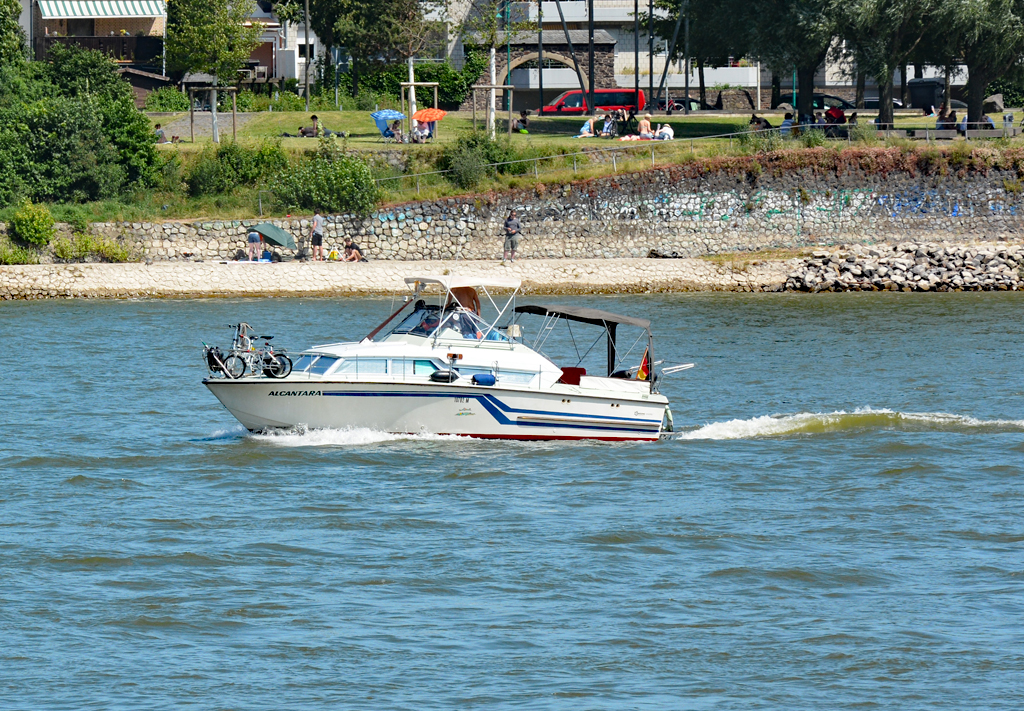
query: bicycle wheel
[
  {"left": 272, "top": 354, "right": 292, "bottom": 378},
  {"left": 223, "top": 354, "right": 246, "bottom": 379}
]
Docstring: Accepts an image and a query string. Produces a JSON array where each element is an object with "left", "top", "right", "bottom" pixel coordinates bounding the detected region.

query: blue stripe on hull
[{"left": 320, "top": 389, "right": 662, "bottom": 434}]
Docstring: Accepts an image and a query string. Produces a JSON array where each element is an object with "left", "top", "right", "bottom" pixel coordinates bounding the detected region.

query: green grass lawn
[
  {"left": 51, "top": 107, "right": 1015, "bottom": 224},
  {"left": 157, "top": 108, "right": 1024, "bottom": 154}
]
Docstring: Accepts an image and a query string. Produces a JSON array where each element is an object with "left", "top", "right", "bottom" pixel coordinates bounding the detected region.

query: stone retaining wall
[
  {"left": 71, "top": 166, "right": 1024, "bottom": 264},
  {"left": 0, "top": 258, "right": 792, "bottom": 300}
]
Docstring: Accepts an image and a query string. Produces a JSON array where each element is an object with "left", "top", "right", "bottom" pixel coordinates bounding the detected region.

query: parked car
[
  {"left": 657, "top": 97, "right": 717, "bottom": 112},
  {"left": 539, "top": 89, "right": 646, "bottom": 115},
  {"left": 781, "top": 94, "right": 855, "bottom": 112},
  {"left": 862, "top": 97, "right": 904, "bottom": 109}
]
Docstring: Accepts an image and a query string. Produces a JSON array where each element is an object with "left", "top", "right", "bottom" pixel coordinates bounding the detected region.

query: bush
[
  {"left": 94, "top": 236, "right": 134, "bottom": 262},
  {"left": 436, "top": 133, "right": 527, "bottom": 188},
  {"left": 233, "top": 90, "right": 258, "bottom": 112},
  {"left": 10, "top": 200, "right": 56, "bottom": 246},
  {"left": 46, "top": 44, "right": 133, "bottom": 103},
  {"left": 52, "top": 232, "right": 134, "bottom": 262},
  {"left": 272, "top": 137, "right": 381, "bottom": 214},
  {"left": 446, "top": 145, "right": 487, "bottom": 188},
  {"left": 354, "top": 89, "right": 382, "bottom": 111},
  {"left": 271, "top": 92, "right": 305, "bottom": 111},
  {"left": 0, "top": 238, "right": 38, "bottom": 264},
  {"left": 849, "top": 123, "right": 878, "bottom": 144},
  {"left": 186, "top": 141, "right": 287, "bottom": 196},
  {"left": 146, "top": 86, "right": 190, "bottom": 112},
  {"left": 801, "top": 128, "right": 828, "bottom": 148},
  {"left": 186, "top": 148, "right": 231, "bottom": 197}
]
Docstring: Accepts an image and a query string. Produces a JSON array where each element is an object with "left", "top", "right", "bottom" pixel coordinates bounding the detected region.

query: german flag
[{"left": 637, "top": 348, "right": 651, "bottom": 381}]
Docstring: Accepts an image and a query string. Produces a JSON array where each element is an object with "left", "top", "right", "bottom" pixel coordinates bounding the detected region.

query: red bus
[{"left": 539, "top": 89, "right": 646, "bottom": 115}]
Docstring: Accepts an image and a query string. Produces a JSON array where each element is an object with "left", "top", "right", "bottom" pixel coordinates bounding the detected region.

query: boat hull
[{"left": 205, "top": 378, "right": 667, "bottom": 441}]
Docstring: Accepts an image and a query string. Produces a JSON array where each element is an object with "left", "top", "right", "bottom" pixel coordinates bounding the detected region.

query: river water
[{"left": 2, "top": 293, "right": 1023, "bottom": 709}]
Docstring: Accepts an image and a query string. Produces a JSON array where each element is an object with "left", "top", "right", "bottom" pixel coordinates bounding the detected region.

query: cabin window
[
  {"left": 292, "top": 354, "right": 317, "bottom": 372},
  {"left": 336, "top": 357, "right": 388, "bottom": 374},
  {"left": 392, "top": 358, "right": 438, "bottom": 377},
  {"left": 308, "top": 356, "right": 338, "bottom": 376}
]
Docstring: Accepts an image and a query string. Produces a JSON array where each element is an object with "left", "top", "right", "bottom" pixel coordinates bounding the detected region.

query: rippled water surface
[{"left": 3, "top": 293, "right": 1024, "bottom": 709}]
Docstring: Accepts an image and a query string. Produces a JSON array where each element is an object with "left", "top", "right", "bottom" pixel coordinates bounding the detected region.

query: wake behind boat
[{"left": 202, "top": 276, "right": 676, "bottom": 441}]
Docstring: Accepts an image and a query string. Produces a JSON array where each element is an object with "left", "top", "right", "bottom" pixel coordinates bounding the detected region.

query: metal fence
[{"left": 373, "top": 122, "right": 1023, "bottom": 195}]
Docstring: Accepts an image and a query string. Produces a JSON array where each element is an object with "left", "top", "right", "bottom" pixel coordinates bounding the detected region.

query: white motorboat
[{"left": 203, "top": 276, "right": 673, "bottom": 441}]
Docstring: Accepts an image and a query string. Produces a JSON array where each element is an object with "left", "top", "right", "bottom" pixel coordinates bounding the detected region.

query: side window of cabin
[
  {"left": 308, "top": 356, "right": 338, "bottom": 375},
  {"left": 336, "top": 358, "right": 388, "bottom": 374}
]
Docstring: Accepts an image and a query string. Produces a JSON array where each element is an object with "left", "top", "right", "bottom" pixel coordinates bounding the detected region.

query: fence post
[
  {"left": 535, "top": 158, "right": 539, "bottom": 179},
  {"left": 612, "top": 152, "right": 617, "bottom": 172},
  {"left": 651, "top": 146, "right": 655, "bottom": 167},
  {"left": 416, "top": 175, "right": 420, "bottom": 194},
  {"left": 573, "top": 156, "right": 577, "bottom": 173}
]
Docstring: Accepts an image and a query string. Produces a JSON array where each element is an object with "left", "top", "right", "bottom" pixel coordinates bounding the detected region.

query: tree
[
  {"left": 949, "top": 0, "right": 1024, "bottom": 125},
  {"left": 750, "top": 0, "right": 838, "bottom": 120},
  {"left": 0, "top": 0, "right": 24, "bottom": 69},
  {"left": 651, "top": 0, "right": 749, "bottom": 107},
  {"left": 841, "top": 0, "right": 937, "bottom": 127},
  {"left": 165, "top": 0, "right": 263, "bottom": 142},
  {"left": 274, "top": 0, "right": 444, "bottom": 96},
  {"left": 47, "top": 43, "right": 133, "bottom": 101}
]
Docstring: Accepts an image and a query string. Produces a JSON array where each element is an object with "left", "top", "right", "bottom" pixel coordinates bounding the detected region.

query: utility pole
[
  {"left": 683, "top": 3, "right": 689, "bottom": 114},
  {"left": 489, "top": 46, "right": 496, "bottom": 138},
  {"left": 634, "top": 0, "right": 639, "bottom": 113},
  {"left": 538, "top": 0, "right": 544, "bottom": 110},
  {"left": 587, "top": 0, "right": 595, "bottom": 114},
  {"left": 648, "top": 0, "right": 653, "bottom": 110},
  {"left": 408, "top": 56, "right": 417, "bottom": 117},
  {"left": 303, "top": 0, "right": 310, "bottom": 112}
]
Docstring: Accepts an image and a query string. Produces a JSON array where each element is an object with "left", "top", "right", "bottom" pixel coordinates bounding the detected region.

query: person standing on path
[
  {"left": 502, "top": 210, "right": 521, "bottom": 265},
  {"left": 310, "top": 211, "right": 325, "bottom": 261},
  {"left": 246, "top": 228, "right": 261, "bottom": 261}
]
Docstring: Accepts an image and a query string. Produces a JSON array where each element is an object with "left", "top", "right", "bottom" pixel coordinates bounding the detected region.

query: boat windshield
[
  {"left": 436, "top": 310, "right": 509, "bottom": 341},
  {"left": 385, "top": 306, "right": 508, "bottom": 341},
  {"left": 387, "top": 306, "right": 443, "bottom": 337}
]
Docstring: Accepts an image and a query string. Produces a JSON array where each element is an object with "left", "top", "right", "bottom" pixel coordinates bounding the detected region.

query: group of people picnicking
[
  {"left": 280, "top": 115, "right": 345, "bottom": 139},
  {"left": 243, "top": 212, "right": 365, "bottom": 263},
  {"left": 573, "top": 109, "right": 675, "bottom": 141},
  {"left": 749, "top": 102, "right": 1001, "bottom": 137},
  {"left": 750, "top": 106, "right": 859, "bottom": 137},
  {"left": 382, "top": 119, "right": 436, "bottom": 143}
]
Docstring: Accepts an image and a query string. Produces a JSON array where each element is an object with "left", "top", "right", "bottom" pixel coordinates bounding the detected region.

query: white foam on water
[
  {"left": 676, "top": 407, "right": 1024, "bottom": 441},
  {"left": 196, "top": 424, "right": 250, "bottom": 441},
  {"left": 249, "top": 426, "right": 465, "bottom": 447}
]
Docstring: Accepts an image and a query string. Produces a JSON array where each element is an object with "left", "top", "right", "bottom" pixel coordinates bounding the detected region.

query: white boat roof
[{"left": 405, "top": 275, "right": 522, "bottom": 290}]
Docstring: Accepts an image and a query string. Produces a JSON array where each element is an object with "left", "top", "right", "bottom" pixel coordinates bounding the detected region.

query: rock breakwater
[{"left": 785, "top": 242, "right": 1024, "bottom": 292}]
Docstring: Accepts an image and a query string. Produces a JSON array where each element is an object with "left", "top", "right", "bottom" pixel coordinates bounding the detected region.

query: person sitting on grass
[
  {"left": 638, "top": 113, "right": 654, "bottom": 138},
  {"left": 299, "top": 115, "right": 321, "bottom": 137},
  {"left": 574, "top": 116, "right": 597, "bottom": 138},
  {"left": 154, "top": 123, "right": 168, "bottom": 144},
  {"left": 600, "top": 114, "right": 616, "bottom": 137},
  {"left": 779, "top": 112, "right": 795, "bottom": 135},
  {"left": 513, "top": 111, "right": 530, "bottom": 133},
  {"left": 656, "top": 123, "right": 674, "bottom": 140}
]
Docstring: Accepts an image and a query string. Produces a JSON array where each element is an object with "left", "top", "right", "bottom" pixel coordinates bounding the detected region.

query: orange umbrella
[{"left": 413, "top": 108, "right": 447, "bottom": 122}]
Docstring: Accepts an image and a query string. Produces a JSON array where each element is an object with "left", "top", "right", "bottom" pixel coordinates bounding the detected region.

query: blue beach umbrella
[
  {"left": 370, "top": 109, "right": 406, "bottom": 134},
  {"left": 370, "top": 109, "right": 406, "bottom": 121}
]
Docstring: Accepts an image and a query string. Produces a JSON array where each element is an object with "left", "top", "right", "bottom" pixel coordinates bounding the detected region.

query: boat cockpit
[{"left": 383, "top": 301, "right": 510, "bottom": 342}]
